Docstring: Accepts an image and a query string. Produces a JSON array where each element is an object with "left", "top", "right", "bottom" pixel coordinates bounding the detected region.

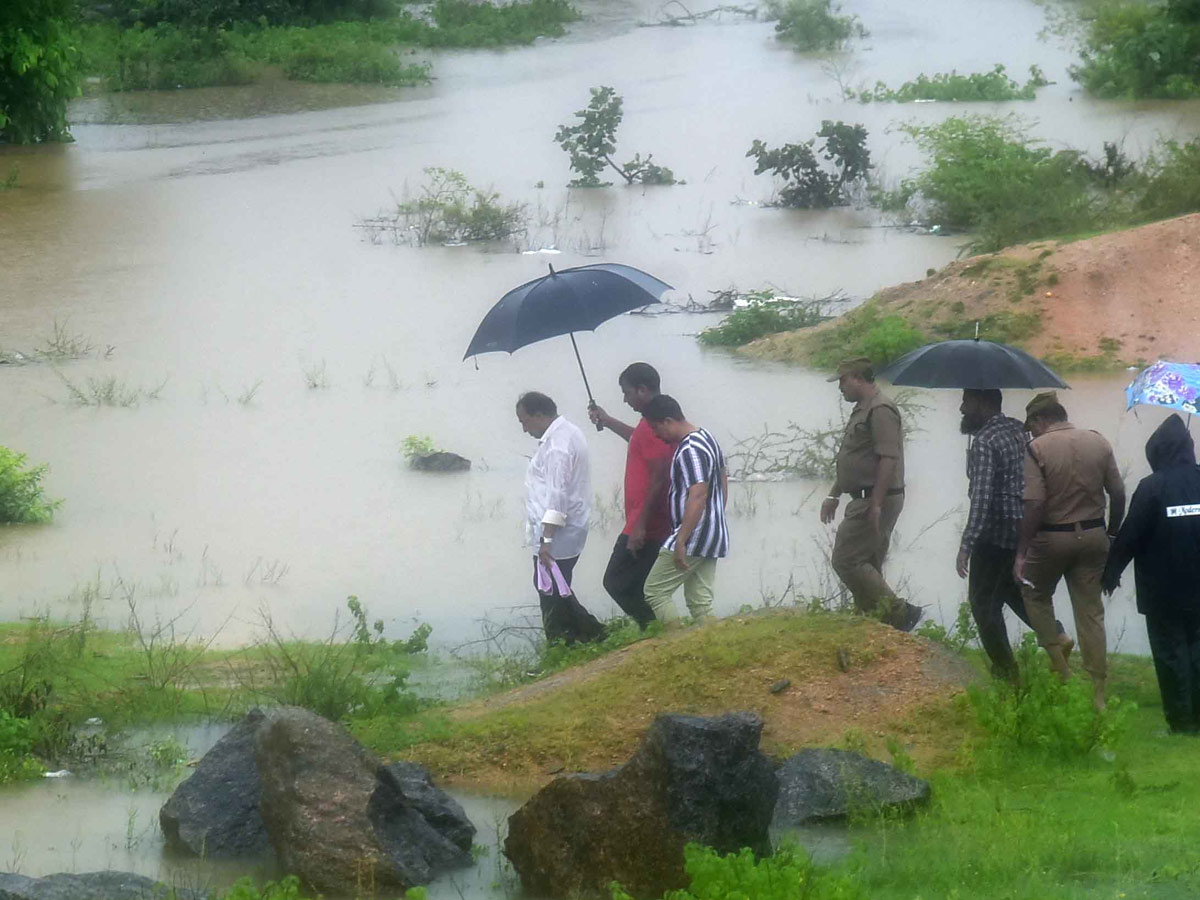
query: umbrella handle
[{"left": 568, "top": 333, "right": 604, "bottom": 431}]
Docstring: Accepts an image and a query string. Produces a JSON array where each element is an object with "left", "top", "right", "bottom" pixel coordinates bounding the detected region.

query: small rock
[
  {"left": 769, "top": 679, "right": 791, "bottom": 695},
  {"left": 836, "top": 647, "right": 851, "bottom": 671},
  {"left": 410, "top": 451, "right": 471, "bottom": 472},
  {"left": 772, "top": 748, "right": 930, "bottom": 828}
]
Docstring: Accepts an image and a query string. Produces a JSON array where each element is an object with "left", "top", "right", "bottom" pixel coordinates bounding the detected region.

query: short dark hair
[
  {"left": 964, "top": 388, "right": 1003, "bottom": 409},
  {"left": 618, "top": 362, "right": 660, "bottom": 393},
  {"left": 516, "top": 391, "right": 557, "bottom": 417},
  {"left": 643, "top": 394, "right": 683, "bottom": 423}
]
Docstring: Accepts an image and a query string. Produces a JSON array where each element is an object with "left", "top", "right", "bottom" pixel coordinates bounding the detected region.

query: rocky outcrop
[
  {"left": 254, "top": 707, "right": 471, "bottom": 895},
  {"left": 504, "top": 712, "right": 778, "bottom": 900},
  {"left": 160, "top": 708, "right": 273, "bottom": 857},
  {"left": 383, "top": 761, "right": 475, "bottom": 852},
  {"left": 0, "top": 872, "right": 198, "bottom": 900},
  {"left": 772, "top": 748, "right": 931, "bottom": 827},
  {"left": 410, "top": 451, "right": 471, "bottom": 472},
  {"left": 158, "top": 708, "right": 474, "bottom": 895}
]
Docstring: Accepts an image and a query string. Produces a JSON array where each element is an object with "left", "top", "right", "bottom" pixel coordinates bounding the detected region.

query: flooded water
[
  {"left": 0, "top": 722, "right": 524, "bottom": 898},
  {"left": 3, "top": 0, "right": 1199, "bottom": 658}
]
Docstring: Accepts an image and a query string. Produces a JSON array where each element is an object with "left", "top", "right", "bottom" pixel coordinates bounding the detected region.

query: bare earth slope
[{"left": 745, "top": 214, "right": 1200, "bottom": 368}]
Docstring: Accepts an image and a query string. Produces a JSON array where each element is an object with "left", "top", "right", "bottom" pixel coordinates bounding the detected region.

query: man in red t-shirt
[{"left": 588, "top": 362, "right": 674, "bottom": 628}]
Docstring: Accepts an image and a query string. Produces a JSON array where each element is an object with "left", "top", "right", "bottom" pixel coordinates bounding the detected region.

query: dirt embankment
[
  {"left": 386, "top": 613, "right": 979, "bottom": 793},
  {"left": 745, "top": 213, "right": 1200, "bottom": 369}
]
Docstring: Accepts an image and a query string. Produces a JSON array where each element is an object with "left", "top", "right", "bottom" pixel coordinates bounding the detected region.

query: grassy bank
[
  {"left": 75, "top": 0, "right": 580, "bottom": 91},
  {"left": 3, "top": 602, "right": 1197, "bottom": 898}
]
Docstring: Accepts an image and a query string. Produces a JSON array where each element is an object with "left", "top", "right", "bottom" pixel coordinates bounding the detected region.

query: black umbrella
[
  {"left": 464, "top": 262, "right": 673, "bottom": 421},
  {"left": 879, "top": 339, "right": 1069, "bottom": 390}
]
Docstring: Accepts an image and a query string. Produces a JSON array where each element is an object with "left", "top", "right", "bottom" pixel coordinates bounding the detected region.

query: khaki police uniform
[
  {"left": 1021, "top": 416, "right": 1123, "bottom": 683},
  {"left": 830, "top": 383, "right": 906, "bottom": 615}
]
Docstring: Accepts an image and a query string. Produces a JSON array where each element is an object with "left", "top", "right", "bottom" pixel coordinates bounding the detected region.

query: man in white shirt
[{"left": 517, "top": 391, "right": 605, "bottom": 645}]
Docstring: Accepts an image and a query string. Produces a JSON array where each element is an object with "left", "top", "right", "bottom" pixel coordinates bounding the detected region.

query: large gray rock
[
  {"left": 160, "top": 708, "right": 273, "bottom": 857},
  {"left": 504, "top": 712, "right": 778, "bottom": 900},
  {"left": 0, "top": 872, "right": 200, "bottom": 900},
  {"left": 410, "top": 451, "right": 471, "bottom": 472},
  {"left": 383, "top": 761, "right": 475, "bottom": 852},
  {"left": 772, "top": 748, "right": 931, "bottom": 827},
  {"left": 254, "top": 707, "right": 471, "bottom": 895}
]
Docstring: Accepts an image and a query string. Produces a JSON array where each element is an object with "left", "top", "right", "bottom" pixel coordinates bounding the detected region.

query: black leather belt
[
  {"left": 1039, "top": 518, "right": 1105, "bottom": 533},
  {"left": 847, "top": 487, "right": 905, "bottom": 501}
]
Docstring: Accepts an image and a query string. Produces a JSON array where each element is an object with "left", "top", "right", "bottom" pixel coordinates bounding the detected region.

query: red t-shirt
[{"left": 624, "top": 419, "right": 675, "bottom": 542}]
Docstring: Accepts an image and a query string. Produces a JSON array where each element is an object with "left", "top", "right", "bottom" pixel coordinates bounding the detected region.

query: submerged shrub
[
  {"left": 0, "top": 447, "right": 61, "bottom": 524},
  {"left": 747, "top": 121, "right": 871, "bottom": 208},
  {"left": 883, "top": 115, "right": 1101, "bottom": 252},
  {"left": 763, "top": 0, "right": 866, "bottom": 51},
  {"left": 699, "top": 292, "right": 833, "bottom": 347},
  {"left": 969, "top": 634, "right": 1133, "bottom": 757},
  {"left": 857, "top": 64, "right": 1049, "bottom": 102},
  {"left": 363, "top": 167, "right": 527, "bottom": 245},
  {"left": 554, "top": 86, "right": 677, "bottom": 187}
]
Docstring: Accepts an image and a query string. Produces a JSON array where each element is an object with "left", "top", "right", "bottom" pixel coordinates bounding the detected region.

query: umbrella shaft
[{"left": 569, "top": 332, "right": 595, "bottom": 405}]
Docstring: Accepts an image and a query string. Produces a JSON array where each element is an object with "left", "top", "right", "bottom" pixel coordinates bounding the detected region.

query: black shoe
[{"left": 885, "top": 601, "right": 924, "bottom": 633}]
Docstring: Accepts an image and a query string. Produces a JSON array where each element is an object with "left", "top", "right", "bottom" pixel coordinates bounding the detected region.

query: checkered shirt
[{"left": 961, "top": 414, "right": 1027, "bottom": 554}]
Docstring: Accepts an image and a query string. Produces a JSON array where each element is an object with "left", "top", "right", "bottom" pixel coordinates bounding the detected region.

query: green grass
[{"left": 76, "top": 0, "right": 579, "bottom": 91}]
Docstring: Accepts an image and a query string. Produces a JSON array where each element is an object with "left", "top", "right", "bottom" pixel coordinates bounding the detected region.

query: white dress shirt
[{"left": 525, "top": 415, "right": 591, "bottom": 560}]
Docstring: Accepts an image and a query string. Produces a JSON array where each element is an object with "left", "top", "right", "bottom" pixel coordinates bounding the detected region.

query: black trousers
[
  {"left": 601, "top": 534, "right": 663, "bottom": 629},
  {"left": 1145, "top": 606, "right": 1200, "bottom": 734},
  {"left": 533, "top": 555, "right": 605, "bottom": 646},
  {"left": 969, "top": 543, "right": 1036, "bottom": 679}
]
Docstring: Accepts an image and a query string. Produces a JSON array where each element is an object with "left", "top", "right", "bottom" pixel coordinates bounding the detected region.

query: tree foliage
[
  {"left": 747, "top": 120, "right": 871, "bottom": 208},
  {"left": 0, "top": 0, "right": 79, "bottom": 143},
  {"left": 763, "top": 0, "right": 865, "bottom": 51},
  {"left": 554, "top": 85, "right": 676, "bottom": 187},
  {"left": 1071, "top": 0, "right": 1200, "bottom": 98}
]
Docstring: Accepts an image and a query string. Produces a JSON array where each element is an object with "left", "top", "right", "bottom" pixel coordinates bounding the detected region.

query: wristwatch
[{"left": 540, "top": 535, "right": 554, "bottom": 545}]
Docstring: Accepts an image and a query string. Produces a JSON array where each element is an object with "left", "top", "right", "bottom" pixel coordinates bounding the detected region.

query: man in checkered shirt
[{"left": 957, "top": 389, "right": 1068, "bottom": 679}]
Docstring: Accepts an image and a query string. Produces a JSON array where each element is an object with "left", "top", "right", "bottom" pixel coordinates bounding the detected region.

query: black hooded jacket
[{"left": 1102, "top": 414, "right": 1200, "bottom": 616}]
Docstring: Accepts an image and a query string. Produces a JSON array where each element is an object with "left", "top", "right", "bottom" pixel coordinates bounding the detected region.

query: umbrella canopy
[
  {"left": 1126, "top": 360, "right": 1200, "bottom": 414},
  {"left": 878, "top": 339, "right": 1069, "bottom": 390},
  {"left": 463, "top": 263, "right": 672, "bottom": 359}
]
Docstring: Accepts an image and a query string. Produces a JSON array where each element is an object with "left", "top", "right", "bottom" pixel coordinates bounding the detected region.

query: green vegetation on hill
[{"left": 1071, "top": 0, "right": 1200, "bottom": 98}]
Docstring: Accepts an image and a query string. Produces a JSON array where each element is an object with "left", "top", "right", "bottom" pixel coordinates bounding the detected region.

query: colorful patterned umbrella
[{"left": 1125, "top": 361, "right": 1200, "bottom": 415}]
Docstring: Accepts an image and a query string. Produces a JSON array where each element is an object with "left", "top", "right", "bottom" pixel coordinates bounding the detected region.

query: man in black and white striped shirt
[{"left": 641, "top": 395, "right": 728, "bottom": 624}]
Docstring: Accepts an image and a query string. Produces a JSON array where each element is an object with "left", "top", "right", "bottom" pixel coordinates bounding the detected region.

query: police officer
[
  {"left": 821, "top": 357, "right": 922, "bottom": 631},
  {"left": 1015, "top": 391, "right": 1125, "bottom": 709}
]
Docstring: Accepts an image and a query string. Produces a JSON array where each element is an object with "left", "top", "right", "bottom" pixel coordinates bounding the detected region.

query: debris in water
[
  {"left": 521, "top": 247, "right": 562, "bottom": 255},
  {"left": 43, "top": 770, "right": 72, "bottom": 778},
  {"left": 84, "top": 717, "right": 103, "bottom": 726}
]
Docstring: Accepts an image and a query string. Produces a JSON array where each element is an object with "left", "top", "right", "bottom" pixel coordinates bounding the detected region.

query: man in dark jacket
[{"left": 1102, "top": 414, "right": 1200, "bottom": 734}]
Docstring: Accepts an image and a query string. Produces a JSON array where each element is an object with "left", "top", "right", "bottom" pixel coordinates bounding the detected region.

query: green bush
[
  {"left": 0, "top": 446, "right": 61, "bottom": 524},
  {"left": 884, "top": 115, "right": 1101, "bottom": 253},
  {"left": 804, "top": 301, "right": 928, "bottom": 369},
  {"left": 425, "top": 0, "right": 579, "bottom": 46},
  {"left": 857, "top": 64, "right": 1049, "bottom": 102},
  {"left": 1137, "top": 138, "right": 1200, "bottom": 220},
  {"left": 389, "top": 167, "right": 528, "bottom": 244},
  {"left": 1071, "top": 0, "right": 1200, "bottom": 99},
  {"left": 699, "top": 292, "right": 831, "bottom": 347},
  {"left": 612, "top": 843, "right": 866, "bottom": 900},
  {"left": 747, "top": 121, "right": 871, "bottom": 208},
  {"left": 554, "top": 86, "right": 676, "bottom": 187},
  {"left": 1, "top": 0, "right": 80, "bottom": 142},
  {"left": 763, "top": 0, "right": 866, "bottom": 51},
  {"left": 969, "top": 634, "right": 1132, "bottom": 758}
]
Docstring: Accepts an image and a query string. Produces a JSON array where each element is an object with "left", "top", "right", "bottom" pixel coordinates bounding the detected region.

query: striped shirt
[{"left": 665, "top": 428, "right": 729, "bottom": 559}]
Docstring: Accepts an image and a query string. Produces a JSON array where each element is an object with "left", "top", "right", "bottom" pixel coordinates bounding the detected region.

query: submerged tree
[
  {"left": 747, "top": 120, "right": 871, "bottom": 208},
  {"left": 553, "top": 86, "right": 677, "bottom": 187},
  {"left": 0, "top": 0, "right": 80, "bottom": 143}
]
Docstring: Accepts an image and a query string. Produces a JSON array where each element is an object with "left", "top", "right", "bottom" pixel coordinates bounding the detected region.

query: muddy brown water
[{"left": 4, "top": 0, "right": 1200, "bottom": 664}]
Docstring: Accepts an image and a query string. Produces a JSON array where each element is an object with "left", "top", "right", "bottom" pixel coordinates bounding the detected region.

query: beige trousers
[
  {"left": 643, "top": 549, "right": 717, "bottom": 623},
  {"left": 1020, "top": 528, "right": 1109, "bottom": 682}
]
